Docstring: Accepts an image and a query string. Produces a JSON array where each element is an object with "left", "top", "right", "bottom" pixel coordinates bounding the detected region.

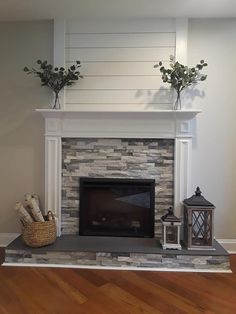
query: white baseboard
[
  {"left": 217, "top": 239, "right": 236, "bottom": 254},
  {"left": 0, "top": 233, "right": 20, "bottom": 247},
  {"left": 2, "top": 262, "right": 232, "bottom": 273}
]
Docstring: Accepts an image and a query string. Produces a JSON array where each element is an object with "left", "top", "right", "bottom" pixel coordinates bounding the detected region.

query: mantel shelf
[{"left": 36, "top": 108, "right": 202, "bottom": 120}]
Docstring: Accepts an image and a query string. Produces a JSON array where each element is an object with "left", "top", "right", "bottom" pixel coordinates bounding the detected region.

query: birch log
[
  {"left": 24, "top": 195, "right": 44, "bottom": 222},
  {"left": 24, "top": 193, "right": 40, "bottom": 209},
  {"left": 15, "top": 202, "right": 33, "bottom": 224}
]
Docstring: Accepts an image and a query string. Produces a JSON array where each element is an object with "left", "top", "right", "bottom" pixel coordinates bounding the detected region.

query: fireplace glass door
[{"left": 79, "top": 178, "right": 155, "bottom": 238}]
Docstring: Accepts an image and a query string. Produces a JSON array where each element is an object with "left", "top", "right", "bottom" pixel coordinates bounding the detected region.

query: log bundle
[{"left": 15, "top": 194, "right": 48, "bottom": 225}]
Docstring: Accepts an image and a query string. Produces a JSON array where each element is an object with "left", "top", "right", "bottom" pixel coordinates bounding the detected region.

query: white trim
[
  {"left": 174, "top": 138, "right": 192, "bottom": 218},
  {"left": 175, "top": 18, "right": 188, "bottom": 65},
  {"left": 53, "top": 19, "right": 65, "bottom": 110},
  {"left": 37, "top": 109, "right": 201, "bottom": 139},
  {"left": 45, "top": 137, "right": 62, "bottom": 236},
  {"left": 0, "top": 233, "right": 20, "bottom": 247},
  {"left": 2, "top": 262, "right": 231, "bottom": 273},
  {"left": 218, "top": 239, "right": 236, "bottom": 254}
]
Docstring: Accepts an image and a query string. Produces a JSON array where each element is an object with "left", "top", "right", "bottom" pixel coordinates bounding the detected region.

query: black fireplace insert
[{"left": 79, "top": 177, "right": 155, "bottom": 237}]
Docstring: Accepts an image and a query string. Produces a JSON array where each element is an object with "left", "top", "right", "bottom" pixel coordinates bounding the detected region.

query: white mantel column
[
  {"left": 174, "top": 138, "right": 192, "bottom": 218},
  {"left": 45, "top": 136, "right": 62, "bottom": 236}
]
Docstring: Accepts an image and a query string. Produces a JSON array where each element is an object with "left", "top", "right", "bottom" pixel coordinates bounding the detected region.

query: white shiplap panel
[
  {"left": 68, "top": 76, "right": 166, "bottom": 90},
  {"left": 65, "top": 33, "right": 175, "bottom": 48},
  {"left": 66, "top": 61, "right": 169, "bottom": 76},
  {"left": 66, "top": 19, "right": 176, "bottom": 33},
  {"left": 65, "top": 89, "right": 173, "bottom": 104},
  {"left": 66, "top": 47, "right": 175, "bottom": 62},
  {"left": 64, "top": 19, "right": 176, "bottom": 110}
]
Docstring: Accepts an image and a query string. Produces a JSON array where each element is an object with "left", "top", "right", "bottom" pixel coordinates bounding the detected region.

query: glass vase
[
  {"left": 52, "top": 92, "right": 61, "bottom": 110},
  {"left": 174, "top": 91, "right": 182, "bottom": 110}
]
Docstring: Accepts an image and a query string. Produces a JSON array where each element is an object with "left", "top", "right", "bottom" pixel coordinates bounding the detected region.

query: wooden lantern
[
  {"left": 161, "top": 207, "right": 182, "bottom": 250},
  {"left": 183, "top": 187, "right": 215, "bottom": 250}
]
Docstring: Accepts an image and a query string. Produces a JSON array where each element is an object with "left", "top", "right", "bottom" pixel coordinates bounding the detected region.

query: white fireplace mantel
[
  {"left": 36, "top": 108, "right": 201, "bottom": 235},
  {"left": 36, "top": 109, "right": 201, "bottom": 139}
]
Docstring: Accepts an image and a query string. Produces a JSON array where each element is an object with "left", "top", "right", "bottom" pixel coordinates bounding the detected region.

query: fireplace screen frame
[{"left": 79, "top": 177, "right": 155, "bottom": 238}]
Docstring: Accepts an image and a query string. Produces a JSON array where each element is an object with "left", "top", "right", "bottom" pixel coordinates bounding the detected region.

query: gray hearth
[{"left": 4, "top": 236, "right": 230, "bottom": 272}]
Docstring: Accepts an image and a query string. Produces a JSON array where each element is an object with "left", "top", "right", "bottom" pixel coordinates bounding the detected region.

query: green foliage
[
  {"left": 154, "top": 56, "right": 207, "bottom": 108},
  {"left": 24, "top": 60, "right": 83, "bottom": 95}
]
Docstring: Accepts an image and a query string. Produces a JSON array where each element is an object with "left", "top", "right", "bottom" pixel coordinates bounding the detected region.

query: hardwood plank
[
  {"left": 74, "top": 268, "right": 108, "bottom": 287},
  {"left": 100, "top": 282, "right": 162, "bottom": 314},
  {"left": 55, "top": 268, "right": 133, "bottom": 314},
  {"left": 38, "top": 268, "right": 87, "bottom": 304},
  {"left": 137, "top": 271, "right": 235, "bottom": 313},
  {"left": 96, "top": 270, "right": 203, "bottom": 314},
  {"left": 0, "top": 247, "right": 4, "bottom": 265},
  {"left": 0, "top": 255, "right": 235, "bottom": 314}
]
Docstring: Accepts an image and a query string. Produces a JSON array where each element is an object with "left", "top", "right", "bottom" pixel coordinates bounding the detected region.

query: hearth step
[{"left": 3, "top": 235, "right": 230, "bottom": 272}]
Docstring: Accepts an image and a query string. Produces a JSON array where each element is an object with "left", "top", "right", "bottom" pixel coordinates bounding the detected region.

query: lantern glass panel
[
  {"left": 192, "top": 209, "right": 212, "bottom": 246},
  {"left": 166, "top": 226, "right": 178, "bottom": 243}
]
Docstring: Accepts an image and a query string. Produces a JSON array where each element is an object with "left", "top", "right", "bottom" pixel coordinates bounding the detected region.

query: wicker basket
[{"left": 21, "top": 211, "right": 57, "bottom": 248}]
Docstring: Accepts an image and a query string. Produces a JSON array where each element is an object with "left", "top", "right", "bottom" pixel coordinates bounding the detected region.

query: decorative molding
[
  {"left": 218, "top": 239, "right": 236, "bottom": 254},
  {"left": 53, "top": 19, "right": 65, "bottom": 110},
  {"left": 0, "top": 233, "right": 20, "bottom": 247},
  {"left": 175, "top": 18, "right": 188, "bottom": 65},
  {"left": 174, "top": 138, "right": 192, "bottom": 218},
  {"left": 45, "top": 137, "right": 62, "bottom": 236},
  {"left": 36, "top": 109, "right": 201, "bottom": 139}
]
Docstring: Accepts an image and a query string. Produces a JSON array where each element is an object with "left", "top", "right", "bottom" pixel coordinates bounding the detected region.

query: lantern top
[
  {"left": 161, "top": 207, "right": 181, "bottom": 222},
  {"left": 183, "top": 187, "right": 214, "bottom": 207}
]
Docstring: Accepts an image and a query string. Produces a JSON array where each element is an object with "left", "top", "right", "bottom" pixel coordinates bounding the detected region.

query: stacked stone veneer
[
  {"left": 5, "top": 249, "right": 230, "bottom": 271},
  {"left": 61, "top": 138, "right": 174, "bottom": 236}
]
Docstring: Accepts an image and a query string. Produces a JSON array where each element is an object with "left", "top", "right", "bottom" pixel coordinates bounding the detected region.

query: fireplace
[
  {"left": 79, "top": 177, "right": 155, "bottom": 237},
  {"left": 37, "top": 109, "right": 200, "bottom": 236}
]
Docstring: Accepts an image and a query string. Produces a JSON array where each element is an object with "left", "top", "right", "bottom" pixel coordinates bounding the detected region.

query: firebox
[{"left": 79, "top": 177, "right": 155, "bottom": 237}]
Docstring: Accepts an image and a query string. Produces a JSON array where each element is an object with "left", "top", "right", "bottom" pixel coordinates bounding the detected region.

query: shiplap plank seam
[
  {"left": 66, "top": 46, "right": 175, "bottom": 49},
  {"left": 66, "top": 102, "right": 172, "bottom": 104},
  {"left": 82, "top": 75, "right": 161, "bottom": 77},
  {"left": 66, "top": 60, "right": 170, "bottom": 63},
  {"left": 65, "top": 32, "right": 176, "bottom": 35},
  {"left": 66, "top": 88, "right": 166, "bottom": 91},
  {"left": 64, "top": 19, "right": 176, "bottom": 109}
]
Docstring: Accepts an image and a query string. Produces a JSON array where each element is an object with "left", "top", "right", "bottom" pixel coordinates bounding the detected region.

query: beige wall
[
  {"left": 1, "top": 19, "right": 236, "bottom": 240},
  {"left": 188, "top": 18, "right": 236, "bottom": 239},
  {"left": 0, "top": 21, "right": 53, "bottom": 232}
]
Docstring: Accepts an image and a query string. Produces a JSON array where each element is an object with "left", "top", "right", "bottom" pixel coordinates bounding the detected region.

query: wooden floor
[{"left": 0, "top": 249, "right": 235, "bottom": 313}]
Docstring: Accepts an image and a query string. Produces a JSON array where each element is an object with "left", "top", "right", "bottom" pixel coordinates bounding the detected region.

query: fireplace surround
[
  {"left": 61, "top": 137, "right": 174, "bottom": 236},
  {"left": 37, "top": 109, "right": 201, "bottom": 236}
]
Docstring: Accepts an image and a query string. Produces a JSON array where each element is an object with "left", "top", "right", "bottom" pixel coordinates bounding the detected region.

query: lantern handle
[{"left": 195, "top": 187, "right": 202, "bottom": 196}]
